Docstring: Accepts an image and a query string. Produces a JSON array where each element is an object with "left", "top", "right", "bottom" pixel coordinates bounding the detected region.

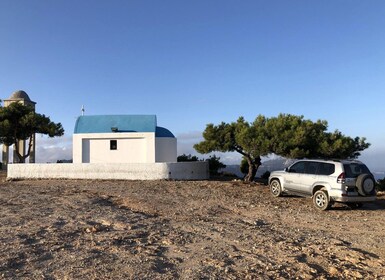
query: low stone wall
[{"left": 7, "top": 162, "right": 209, "bottom": 181}]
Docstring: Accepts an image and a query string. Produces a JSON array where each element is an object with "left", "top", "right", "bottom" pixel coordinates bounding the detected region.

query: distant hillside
[
  {"left": 222, "top": 158, "right": 384, "bottom": 181},
  {"left": 221, "top": 157, "right": 293, "bottom": 179},
  {"left": 373, "top": 172, "right": 385, "bottom": 181}
]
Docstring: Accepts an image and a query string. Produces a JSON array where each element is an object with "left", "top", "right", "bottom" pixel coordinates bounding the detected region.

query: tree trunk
[
  {"left": 13, "top": 140, "right": 23, "bottom": 163},
  {"left": 244, "top": 156, "right": 255, "bottom": 182},
  {"left": 14, "top": 150, "right": 25, "bottom": 163},
  {"left": 244, "top": 156, "right": 262, "bottom": 182},
  {"left": 13, "top": 136, "right": 32, "bottom": 163}
]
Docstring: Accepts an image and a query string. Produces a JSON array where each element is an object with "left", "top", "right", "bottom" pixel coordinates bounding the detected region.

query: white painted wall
[
  {"left": 73, "top": 132, "right": 156, "bottom": 163},
  {"left": 155, "top": 137, "right": 177, "bottom": 162},
  {"left": 7, "top": 162, "right": 209, "bottom": 180}
]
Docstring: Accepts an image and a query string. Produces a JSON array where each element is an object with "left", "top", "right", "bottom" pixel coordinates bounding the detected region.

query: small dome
[
  {"left": 9, "top": 90, "right": 31, "bottom": 101},
  {"left": 156, "top": 126, "right": 175, "bottom": 138}
]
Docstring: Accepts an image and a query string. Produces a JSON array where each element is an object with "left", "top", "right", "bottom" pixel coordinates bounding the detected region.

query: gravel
[{"left": 1, "top": 175, "right": 384, "bottom": 279}]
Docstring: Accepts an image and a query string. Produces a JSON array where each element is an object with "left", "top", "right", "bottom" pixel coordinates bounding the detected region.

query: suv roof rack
[{"left": 302, "top": 158, "right": 342, "bottom": 162}]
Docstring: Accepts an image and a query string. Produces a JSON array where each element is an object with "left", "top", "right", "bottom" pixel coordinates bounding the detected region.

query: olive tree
[
  {"left": 194, "top": 114, "right": 370, "bottom": 182},
  {"left": 194, "top": 116, "right": 269, "bottom": 182}
]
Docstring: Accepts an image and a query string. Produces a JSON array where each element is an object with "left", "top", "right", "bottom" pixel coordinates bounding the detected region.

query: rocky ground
[{"left": 0, "top": 171, "right": 384, "bottom": 279}]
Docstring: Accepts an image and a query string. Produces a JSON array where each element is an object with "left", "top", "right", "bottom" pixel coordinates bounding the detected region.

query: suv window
[
  {"left": 306, "top": 162, "right": 319, "bottom": 174},
  {"left": 344, "top": 163, "right": 371, "bottom": 178},
  {"left": 290, "top": 161, "right": 320, "bottom": 174},
  {"left": 318, "top": 163, "right": 335, "bottom": 175},
  {"left": 289, "top": 162, "right": 306, "bottom": 173}
]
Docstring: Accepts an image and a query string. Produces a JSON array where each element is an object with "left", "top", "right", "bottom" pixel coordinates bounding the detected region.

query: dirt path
[{"left": 1, "top": 178, "right": 384, "bottom": 279}]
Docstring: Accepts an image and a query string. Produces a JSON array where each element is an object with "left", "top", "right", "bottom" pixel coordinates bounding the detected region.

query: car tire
[
  {"left": 356, "top": 174, "right": 375, "bottom": 196},
  {"left": 270, "top": 179, "right": 282, "bottom": 197},
  {"left": 313, "top": 190, "right": 331, "bottom": 211}
]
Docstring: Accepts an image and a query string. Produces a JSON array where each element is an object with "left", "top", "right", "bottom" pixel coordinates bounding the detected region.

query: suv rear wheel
[{"left": 313, "top": 190, "right": 331, "bottom": 211}]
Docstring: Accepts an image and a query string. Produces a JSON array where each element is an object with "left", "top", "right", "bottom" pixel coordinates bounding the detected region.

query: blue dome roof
[
  {"left": 156, "top": 126, "right": 175, "bottom": 138},
  {"left": 74, "top": 115, "right": 175, "bottom": 138},
  {"left": 74, "top": 115, "right": 157, "bottom": 134}
]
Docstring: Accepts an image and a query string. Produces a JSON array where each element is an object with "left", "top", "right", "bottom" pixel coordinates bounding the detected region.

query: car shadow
[
  {"left": 331, "top": 199, "right": 385, "bottom": 211},
  {"left": 281, "top": 194, "right": 385, "bottom": 211}
]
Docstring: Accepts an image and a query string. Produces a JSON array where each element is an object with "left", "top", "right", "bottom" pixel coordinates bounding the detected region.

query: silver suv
[{"left": 268, "top": 159, "right": 376, "bottom": 210}]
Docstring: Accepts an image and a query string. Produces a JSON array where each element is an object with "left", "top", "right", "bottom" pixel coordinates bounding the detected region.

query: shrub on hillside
[
  {"left": 376, "top": 177, "right": 385, "bottom": 191},
  {"left": 207, "top": 155, "right": 226, "bottom": 175},
  {"left": 177, "top": 154, "right": 200, "bottom": 162}
]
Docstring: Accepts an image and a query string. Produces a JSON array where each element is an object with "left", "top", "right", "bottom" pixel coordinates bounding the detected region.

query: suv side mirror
[{"left": 285, "top": 167, "right": 289, "bottom": 172}]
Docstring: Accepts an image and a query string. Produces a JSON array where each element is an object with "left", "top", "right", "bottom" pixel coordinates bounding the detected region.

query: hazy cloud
[
  {"left": 0, "top": 136, "right": 73, "bottom": 163},
  {"left": 176, "top": 131, "right": 203, "bottom": 141},
  {"left": 177, "top": 138, "right": 201, "bottom": 158},
  {"left": 176, "top": 130, "right": 203, "bottom": 158},
  {"left": 176, "top": 132, "right": 242, "bottom": 164},
  {"left": 36, "top": 135, "right": 72, "bottom": 148},
  {"left": 36, "top": 136, "right": 72, "bottom": 163},
  {"left": 3, "top": 143, "right": 70, "bottom": 164},
  {"left": 359, "top": 148, "right": 385, "bottom": 175}
]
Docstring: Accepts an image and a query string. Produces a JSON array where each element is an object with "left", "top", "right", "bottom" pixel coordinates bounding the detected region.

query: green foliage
[
  {"left": 207, "top": 155, "right": 226, "bottom": 175},
  {"left": 255, "top": 113, "right": 369, "bottom": 159},
  {"left": 194, "top": 122, "right": 238, "bottom": 154},
  {"left": 265, "top": 114, "right": 327, "bottom": 158},
  {"left": 177, "top": 154, "right": 200, "bottom": 162},
  {"left": 194, "top": 117, "right": 264, "bottom": 182},
  {"left": 195, "top": 113, "right": 370, "bottom": 182},
  {"left": 240, "top": 158, "right": 270, "bottom": 179},
  {"left": 0, "top": 102, "right": 64, "bottom": 162},
  {"left": 318, "top": 132, "right": 370, "bottom": 159},
  {"left": 376, "top": 177, "right": 385, "bottom": 191},
  {"left": 240, "top": 157, "right": 248, "bottom": 175}
]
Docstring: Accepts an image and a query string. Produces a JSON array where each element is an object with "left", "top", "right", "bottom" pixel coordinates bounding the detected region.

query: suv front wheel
[
  {"left": 270, "top": 179, "right": 282, "bottom": 197},
  {"left": 313, "top": 190, "right": 332, "bottom": 211}
]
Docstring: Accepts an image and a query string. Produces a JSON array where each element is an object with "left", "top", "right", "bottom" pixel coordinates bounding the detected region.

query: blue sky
[{"left": 0, "top": 1, "right": 384, "bottom": 174}]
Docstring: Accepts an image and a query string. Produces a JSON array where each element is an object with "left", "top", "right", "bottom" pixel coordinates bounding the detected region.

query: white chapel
[{"left": 72, "top": 115, "right": 177, "bottom": 164}]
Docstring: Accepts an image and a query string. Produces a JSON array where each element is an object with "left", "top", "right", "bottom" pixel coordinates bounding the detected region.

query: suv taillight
[{"left": 337, "top": 172, "right": 345, "bottom": 184}]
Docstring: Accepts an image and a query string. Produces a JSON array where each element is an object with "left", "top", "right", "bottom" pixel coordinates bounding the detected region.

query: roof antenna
[{"left": 81, "top": 105, "right": 85, "bottom": 116}]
